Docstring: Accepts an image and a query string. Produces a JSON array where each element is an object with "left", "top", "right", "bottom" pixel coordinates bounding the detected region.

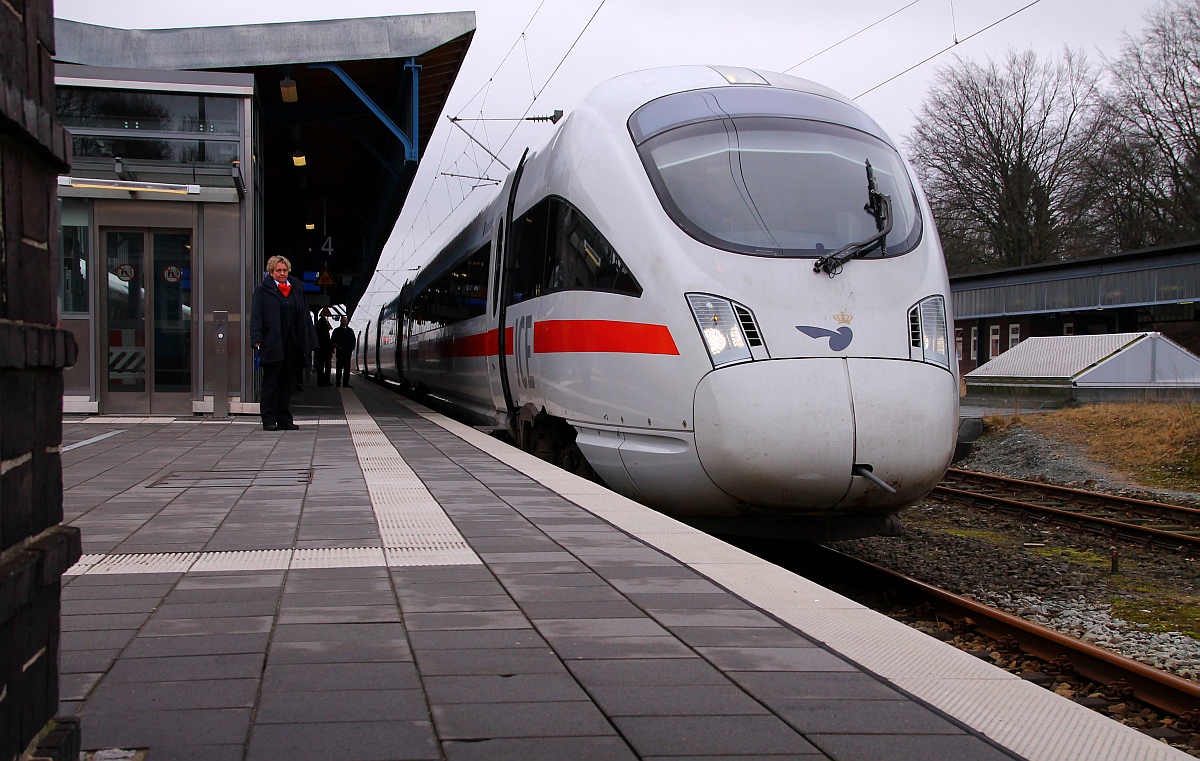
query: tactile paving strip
[{"left": 341, "top": 388, "right": 480, "bottom": 566}]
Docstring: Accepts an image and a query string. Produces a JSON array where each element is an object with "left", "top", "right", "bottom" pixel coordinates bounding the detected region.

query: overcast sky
[{"left": 56, "top": 0, "right": 1165, "bottom": 319}]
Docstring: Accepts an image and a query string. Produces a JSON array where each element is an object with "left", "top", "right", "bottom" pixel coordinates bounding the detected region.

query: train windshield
[{"left": 636, "top": 116, "right": 922, "bottom": 258}]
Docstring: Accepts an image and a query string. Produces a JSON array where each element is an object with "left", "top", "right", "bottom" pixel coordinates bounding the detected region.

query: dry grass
[{"left": 1024, "top": 402, "right": 1200, "bottom": 491}]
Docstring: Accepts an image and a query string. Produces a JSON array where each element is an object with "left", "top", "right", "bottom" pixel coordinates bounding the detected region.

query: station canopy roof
[
  {"left": 53, "top": 13, "right": 476, "bottom": 315},
  {"left": 966, "top": 332, "right": 1200, "bottom": 389}
]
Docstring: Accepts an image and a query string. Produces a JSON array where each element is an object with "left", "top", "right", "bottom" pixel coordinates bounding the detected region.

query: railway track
[
  {"left": 932, "top": 468, "right": 1200, "bottom": 551},
  {"left": 743, "top": 540, "right": 1200, "bottom": 723}
]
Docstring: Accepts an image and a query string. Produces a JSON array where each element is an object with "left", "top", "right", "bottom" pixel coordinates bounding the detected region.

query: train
[{"left": 359, "top": 65, "right": 959, "bottom": 541}]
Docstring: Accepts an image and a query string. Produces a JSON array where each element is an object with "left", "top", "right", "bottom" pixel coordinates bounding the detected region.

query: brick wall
[{"left": 0, "top": 1, "right": 83, "bottom": 760}]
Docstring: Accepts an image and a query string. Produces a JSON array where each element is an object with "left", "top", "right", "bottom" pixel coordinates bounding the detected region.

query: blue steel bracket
[{"left": 308, "top": 60, "right": 421, "bottom": 163}]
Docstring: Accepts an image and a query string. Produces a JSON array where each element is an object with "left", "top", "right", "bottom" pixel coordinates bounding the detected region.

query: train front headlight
[
  {"left": 908, "top": 295, "right": 950, "bottom": 370},
  {"left": 688, "top": 294, "right": 752, "bottom": 367}
]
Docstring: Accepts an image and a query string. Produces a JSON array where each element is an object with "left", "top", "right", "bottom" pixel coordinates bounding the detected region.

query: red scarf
[{"left": 277, "top": 281, "right": 291, "bottom": 297}]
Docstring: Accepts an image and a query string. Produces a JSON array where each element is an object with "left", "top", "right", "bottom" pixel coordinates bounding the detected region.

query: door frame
[{"left": 98, "top": 227, "right": 197, "bottom": 415}]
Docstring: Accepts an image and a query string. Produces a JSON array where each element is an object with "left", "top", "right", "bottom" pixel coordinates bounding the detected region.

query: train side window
[
  {"left": 508, "top": 196, "right": 642, "bottom": 305},
  {"left": 548, "top": 200, "right": 642, "bottom": 297},
  {"left": 508, "top": 199, "right": 553, "bottom": 305},
  {"left": 418, "top": 244, "right": 491, "bottom": 327}
]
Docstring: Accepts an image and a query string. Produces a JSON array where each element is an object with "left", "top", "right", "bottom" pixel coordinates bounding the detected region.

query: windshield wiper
[{"left": 813, "top": 159, "right": 893, "bottom": 277}]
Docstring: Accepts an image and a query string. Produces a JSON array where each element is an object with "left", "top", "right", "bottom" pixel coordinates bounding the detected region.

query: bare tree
[
  {"left": 1091, "top": 0, "right": 1200, "bottom": 248},
  {"left": 905, "top": 50, "right": 1106, "bottom": 273}
]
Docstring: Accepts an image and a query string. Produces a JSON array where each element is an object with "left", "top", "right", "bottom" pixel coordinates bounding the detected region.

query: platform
[{"left": 57, "top": 381, "right": 1186, "bottom": 760}]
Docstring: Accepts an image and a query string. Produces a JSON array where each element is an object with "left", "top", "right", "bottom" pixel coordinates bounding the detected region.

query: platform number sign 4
[{"left": 322, "top": 237, "right": 334, "bottom": 257}]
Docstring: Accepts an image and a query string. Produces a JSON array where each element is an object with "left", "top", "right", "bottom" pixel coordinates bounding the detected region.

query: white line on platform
[{"left": 62, "top": 430, "right": 126, "bottom": 452}]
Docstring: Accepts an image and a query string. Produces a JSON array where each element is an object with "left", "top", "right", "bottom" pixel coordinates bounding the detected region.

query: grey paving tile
[
  {"left": 280, "top": 591, "right": 394, "bottom": 607},
  {"left": 669, "top": 626, "right": 816, "bottom": 648},
  {"left": 284, "top": 576, "right": 394, "bottom": 594},
  {"left": 696, "top": 647, "right": 856, "bottom": 672},
  {"left": 587, "top": 683, "right": 770, "bottom": 717},
  {"left": 432, "top": 701, "right": 614, "bottom": 739},
  {"left": 61, "top": 612, "right": 153, "bottom": 630},
  {"left": 487, "top": 560, "right": 594, "bottom": 575},
  {"left": 60, "top": 672, "right": 102, "bottom": 701},
  {"left": 399, "top": 595, "right": 519, "bottom": 613},
  {"left": 60, "top": 629, "right": 137, "bottom": 651},
  {"left": 122, "top": 633, "right": 270, "bottom": 658},
  {"left": 775, "top": 698, "right": 964, "bottom": 734},
  {"left": 255, "top": 689, "right": 429, "bottom": 723},
  {"left": 261, "top": 662, "right": 421, "bottom": 691},
  {"left": 62, "top": 583, "right": 175, "bottom": 600},
  {"left": 613, "top": 715, "right": 818, "bottom": 757},
  {"left": 127, "top": 745, "right": 245, "bottom": 761},
  {"left": 549, "top": 635, "right": 695, "bottom": 660},
  {"left": 423, "top": 673, "right": 590, "bottom": 704},
  {"left": 651, "top": 609, "right": 783, "bottom": 628},
  {"left": 140, "top": 615, "right": 274, "bottom": 637},
  {"left": 518, "top": 600, "right": 646, "bottom": 620},
  {"left": 152, "top": 600, "right": 280, "bottom": 618},
  {"left": 78, "top": 707, "right": 252, "bottom": 749},
  {"left": 61, "top": 597, "right": 160, "bottom": 615},
  {"left": 403, "top": 611, "right": 534, "bottom": 631},
  {"left": 626, "top": 593, "right": 752, "bottom": 610},
  {"left": 493, "top": 571, "right": 608, "bottom": 589},
  {"left": 246, "top": 721, "right": 439, "bottom": 761},
  {"left": 276, "top": 605, "right": 402, "bottom": 624},
  {"left": 270, "top": 622, "right": 408, "bottom": 642},
  {"left": 506, "top": 585, "right": 628, "bottom": 603},
  {"left": 174, "top": 571, "right": 284, "bottom": 590},
  {"left": 267, "top": 639, "right": 413, "bottom": 664},
  {"left": 806, "top": 733, "right": 1015, "bottom": 761},
  {"left": 85, "top": 678, "right": 260, "bottom": 711},
  {"left": 406, "top": 629, "right": 547, "bottom": 651},
  {"left": 103, "top": 653, "right": 265, "bottom": 682},
  {"left": 729, "top": 671, "right": 906, "bottom": 701},
  {"left": 567, "top": 658, "right": 727, "bottom": 687},
  {"left": 442, "top": 736, "right": 638, "bottom": 761},
  {"left": 414, "top": 647, "right": 567, "bottom": 676},
  {"left": 535, "top": 618, "right": 670, "bottom": 638}
]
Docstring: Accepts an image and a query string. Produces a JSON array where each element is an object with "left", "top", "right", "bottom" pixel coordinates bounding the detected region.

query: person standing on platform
[
  {"left": 331, "top": 315, "right": 355, "bottom": 388},
  {"left": 251, "top": 255, "right": 318, "bottom": 430},
  {"left": 315, "top": 317, "right": 333, "bottom": 387}
]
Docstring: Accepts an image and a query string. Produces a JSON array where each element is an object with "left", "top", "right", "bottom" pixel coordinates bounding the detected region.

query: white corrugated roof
[{"left": 966, "top": 333, "right": 1146, "bottom": 380}]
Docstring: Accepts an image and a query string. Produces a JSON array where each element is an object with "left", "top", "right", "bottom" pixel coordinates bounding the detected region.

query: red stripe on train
[{"left": 534, "top": 320, "right": 679, "bottom": 355}]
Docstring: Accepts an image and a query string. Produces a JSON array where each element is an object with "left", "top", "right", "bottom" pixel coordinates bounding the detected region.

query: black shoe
[
  {"left": 343, "top": 383, "right": 351, "bottom": 388},
  {"left": 282, "top": 422, "right": 301, "bottom": 430},
  {"left": 263, "top": 423, "right": 280, "bottom": 431},
  {"left": 335, "top": 382, "right": 341, "bottom": 387}
]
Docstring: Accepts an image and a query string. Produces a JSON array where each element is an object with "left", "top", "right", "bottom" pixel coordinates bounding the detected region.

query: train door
[
  {"left": 100, "top": 228, "right": 195, "bottom": 414},
  {"left": 486, "top": 219, "right": 507, "bottom": 412},
  {"left": 494, "top": 150, "right": 528, "bottom": 430}
]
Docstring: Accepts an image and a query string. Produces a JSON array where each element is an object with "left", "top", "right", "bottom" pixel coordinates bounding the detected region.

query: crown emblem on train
[{"left": 834, "top": 311, "right": 853, "bottom": 325}]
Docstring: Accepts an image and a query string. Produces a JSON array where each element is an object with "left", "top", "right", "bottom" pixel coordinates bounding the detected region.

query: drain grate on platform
[{"left": 151, "top": 468, "right": 313, "bottom": 488}]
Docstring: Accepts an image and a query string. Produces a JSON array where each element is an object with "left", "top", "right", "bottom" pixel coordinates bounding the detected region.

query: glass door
[{"left": 101, "top": 229, "right": 194, "bottom": 414}]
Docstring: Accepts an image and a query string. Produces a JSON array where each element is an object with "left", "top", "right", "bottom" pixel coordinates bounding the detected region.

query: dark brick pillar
[{"left": 0, "top": 1, "right": 83, "bottom": 760}]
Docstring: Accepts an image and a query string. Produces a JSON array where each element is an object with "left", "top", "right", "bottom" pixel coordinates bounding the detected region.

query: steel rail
[
  {"left": 809, "top": 545, "right": 1200, "bottom": 717},
  {"left": 931, "top": 483, "right": 1200, "bottom": 551},
  {"left": 944, "top": 468, "right": 1200, "bottom": 520}
]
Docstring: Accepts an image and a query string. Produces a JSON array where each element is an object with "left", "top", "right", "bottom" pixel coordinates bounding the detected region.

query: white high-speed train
[{"left": 362, "top": 65, "right": 959, "bottom": 540}]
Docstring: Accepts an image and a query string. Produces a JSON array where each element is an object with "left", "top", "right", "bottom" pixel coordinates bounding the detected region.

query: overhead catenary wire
[
  {"left": 855, "top": 0, "right": 1045, "bottom": 99},
  {"left": 385, "top": 0, "right": 607, "bottom": 278},
  {"left": 783, "top": 0, "right": 927, "bottom": 73}
]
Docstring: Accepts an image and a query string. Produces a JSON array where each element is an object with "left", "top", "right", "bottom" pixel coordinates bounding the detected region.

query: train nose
[{"left": 693, "top": 359, "right": 854, "bottom": 509}]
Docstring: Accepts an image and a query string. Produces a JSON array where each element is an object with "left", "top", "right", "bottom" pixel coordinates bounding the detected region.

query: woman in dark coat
[{"left": 250, "top": 255, "right": 318, "bottom": 430}]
